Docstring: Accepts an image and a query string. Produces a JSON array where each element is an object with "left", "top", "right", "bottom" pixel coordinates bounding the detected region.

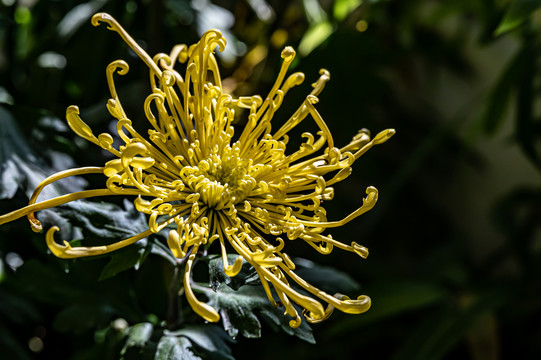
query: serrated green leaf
[
  {"left": 47, "top": 199, "right": 169, "bottom": 278},
  {"left": 0, "top": 106, "right": 65, "bottom": 199},
  {"left": 495, "top": 0, "right": 541, "bottom": 36},
  {"left": 99, "top": 241, "right": 149, "bottom": 280},
  {"left": 150, "top": 239, "right": 180, "bottom": 266},
  {"left": 168, "top": 325, "right": 234, "bottom": 360},
  {"left": 55, "top": 199, "right": 148, "bottom": 241},
  {"left": 121, "top": 322, "right": 154, "bottom": 357},
  {"left": 128, "top": 322, "right": 154, "bottom": 344},
  {"left": 119, "top": 325, "right": 233, "bottom": 360},
  {"left": 259, "top": 306, "right": 315, "bottom": 344},
  {"left": 196, "top": 284, "right": 265, "bottom": 338},
  {"left": 194, "top": 283, "right": 315, "bottom": 343},
  {"left": 206, "top": 256, "right": 355, "bottom": 343},
  {"left": 208, "top": 254, "right": 260, "bottom": 292},
  {"left": 155, "top": 335, "right": 201, "bottom": 360}
]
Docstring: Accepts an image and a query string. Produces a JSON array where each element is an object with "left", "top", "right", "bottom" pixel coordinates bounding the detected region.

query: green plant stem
[{"left": 166, "top": 247, "right": 192, "bottom": 330}]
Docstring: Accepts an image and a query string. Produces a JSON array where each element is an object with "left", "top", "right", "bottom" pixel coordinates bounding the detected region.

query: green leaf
[
  {"left": 258, "top": 306, "right": 315, "bottom": 344},
  {"left": 293, "top": 257, "right": 360, "bottom": 294},
  {"left": 495, "top": 0, "right": 541, "bottom": 36},
  {"left": 120, "top": 322, "right": 155, "bottom": 359},
  {"left": 208, "top": 255, "right": 260, "bottom": 291},
  {"left": 515, "top": 40, "right": 541, "bottom": 170},
  {"left": 57, "top": 0, "right": 110, "bottom": 40},
  {"left": 0, "top": 326, "right": 32, "bottom": 360},
  {"left": 194, "top": 283, "right": 315, "bottom": 343},
  {"left": 125, "top": 322, "right": 154, "bottom": 346},
  {"left": 207, "top": 256, "right": 361, "bottom": 343},
  {"left": 327, "top": 281, "right": 447, "bottom": 338},
  {"left": 333, "top": 0, "right": 363, "bottom": 21},
  {"left": 155, "top": 335, "right": 200, "bottom": 360},
  {"left": 298, "top": 21, "right": 334, "bottom": 56},
  {"left": 54, "top": 199, "right": 148, "bottom": 241},
  {"left": 393, "top": 287, "right": 514, "bottom": 360},
  {"left": 0, "top": 106, "right": 63, "bottom": 199},
  {"left": 479, "top": 45, "right": 528, "bottom": 135},
  {"left": 119, "top": 324, "right": 234, "bottom": 360},
  {"left": 14, "top": 259, "right": 91, "bottom": 303},
  {"left": 149, "top": 238, "right": 178, "bottom": 265},
  {"left": 168, "top": 325, "right": 235, "bottom": 360},
  {"left": 53, "top": 301, "right": 114, "bottom": 334},
  {"left": 99, "top": 244, "right": 149, "bottom": 280},
  {"left": 362, "top": 282, "right": 447, "bottom": 324},
  {"left": 0, "top": 288, "right": 41, "bottom": 326},
  {"left": 196, "top": 284, "right": 264, "bottom": 339},
  {"left": 46, "top": 199, "right": 170, "bottom": 278}
]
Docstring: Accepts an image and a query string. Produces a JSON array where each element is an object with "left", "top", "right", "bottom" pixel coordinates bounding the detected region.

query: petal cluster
[{"left": 0, "top": 13, "right": 394, "bottom": 327}]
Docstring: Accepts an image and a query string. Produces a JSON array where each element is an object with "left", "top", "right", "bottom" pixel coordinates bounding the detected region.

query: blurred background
[{"left": 1, "top": 0, "right": 541, "bottom": 359}]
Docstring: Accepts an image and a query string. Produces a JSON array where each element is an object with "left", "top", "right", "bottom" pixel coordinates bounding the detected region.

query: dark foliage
[{"left": 1, "top": 0, "right": 541, "bottom": 359}]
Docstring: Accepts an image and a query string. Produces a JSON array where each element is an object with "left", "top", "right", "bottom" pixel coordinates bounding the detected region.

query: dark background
[{"left": 1, "top": 0, "right": 541, "bottom": 359}]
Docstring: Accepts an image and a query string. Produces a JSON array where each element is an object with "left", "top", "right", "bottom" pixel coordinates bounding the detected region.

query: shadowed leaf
[{"left": 495, "top": 0, "right": 541, "bottom": 35}]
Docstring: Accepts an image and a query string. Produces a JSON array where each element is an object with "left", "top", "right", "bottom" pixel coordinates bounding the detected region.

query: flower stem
[{"left": 166, "top": 247, "right": 192, "bottom": 330}]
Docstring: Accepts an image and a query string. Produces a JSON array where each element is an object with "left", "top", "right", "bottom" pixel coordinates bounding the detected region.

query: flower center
[{"left": 187, "top": 144, "right": 258, "bottom": 210}]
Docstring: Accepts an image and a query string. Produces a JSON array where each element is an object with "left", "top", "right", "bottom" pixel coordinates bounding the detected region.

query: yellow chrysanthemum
[{"left": 0, "top": 13, "right": 394, "bottom": 327}]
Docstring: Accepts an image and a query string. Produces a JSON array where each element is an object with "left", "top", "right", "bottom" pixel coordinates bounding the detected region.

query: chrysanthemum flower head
[{"left": 0, "top": 13, "right": 394, "bottom": 327}]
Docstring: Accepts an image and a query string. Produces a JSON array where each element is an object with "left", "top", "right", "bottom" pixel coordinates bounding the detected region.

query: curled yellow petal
[
  {"left": 304, "top": 293, "right": 371, "bottom": 324},
  {"left": 373, "top": 128, "right": 396, "bottom": 144},
  {"left": 167, "top": 229, "right": 185, "bottom": 258},
  {"left": 298, "top": 186, "right": 378, "bottom": 228},
  {"left": 184, "top": 247, "right": 220, "bottom": 323},
  {"left": 46, "top": 226, "right": 153, "bottom": 259},
  {"left": 66, "top": 106, "right": 96, "bottom": 142}
]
